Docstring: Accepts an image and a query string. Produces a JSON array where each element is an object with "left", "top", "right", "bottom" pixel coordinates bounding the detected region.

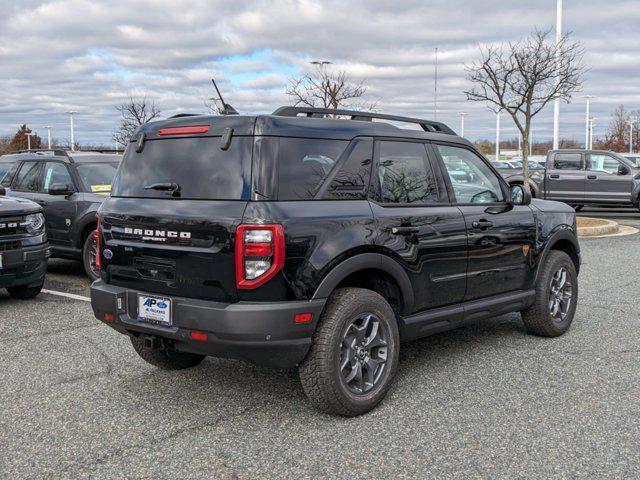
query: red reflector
[
  {"left": 158, "top": 125, "right": 209, "bottom": 136},
  {"left": 103, "top": 313, "right": 114, "bottom": 322},
  {"left": 243, "top": 243, "right": 272, "bottom": 256},
  {"left": 294, "top": 313, "right": 312, "bottom": 324},
  {"left": 189, "top": 331, "right": 207, "bottom": 341}
]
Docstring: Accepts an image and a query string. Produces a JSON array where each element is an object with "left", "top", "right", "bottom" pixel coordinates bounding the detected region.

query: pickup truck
[{"left": 500, "top": 149, "right": 640, "bottom": 211}]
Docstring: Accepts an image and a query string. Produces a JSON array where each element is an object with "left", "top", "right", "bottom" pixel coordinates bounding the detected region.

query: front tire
[
  {"left": 299, "top": 288, "right": 400, "bottom": 416},
  {"left": 6, "top": 282, "right": 44, "bottom": 300},
  {"left": 521, "top": 250, "right": 578, "bottom": 337},
  {"left": 82, "top": 231, "right": 100, "bottom": 281},
  {"left": 130, "top": 336, "right": 205, "bottom": 370}
]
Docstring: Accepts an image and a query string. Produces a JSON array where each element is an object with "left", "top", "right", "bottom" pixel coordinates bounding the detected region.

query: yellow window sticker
[{"left": 91, "top": 185, "right": 112, "bottom": 194}]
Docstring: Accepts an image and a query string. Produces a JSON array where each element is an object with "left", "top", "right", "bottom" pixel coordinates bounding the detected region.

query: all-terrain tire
[
  {"left": 82, "top": 231, "right": 100, "bottom": 282},
  {"left": 298, "top": 288, "right": 400, "bottom": 416},
  {"left": 130, "top": 336, "right": 205, "bottom": 370},
  {"left": 6, "top": 282, "right": 44, "bottom": 300},
  {"left": 521, "top": 250, "right": 578, "bottom": 337}
]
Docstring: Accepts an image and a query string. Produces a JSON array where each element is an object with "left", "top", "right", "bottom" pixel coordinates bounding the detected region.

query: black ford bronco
[
  {"left": 91, "top": 107, "right": 580, "bottom": 416},
  {"left": 0, "top": 186, "right": 49, "bottom": 299}
]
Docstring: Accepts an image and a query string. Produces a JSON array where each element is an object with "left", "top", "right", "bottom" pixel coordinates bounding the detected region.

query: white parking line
[{"left": 41, "top": 289, "right": 91, "bottom": 303}]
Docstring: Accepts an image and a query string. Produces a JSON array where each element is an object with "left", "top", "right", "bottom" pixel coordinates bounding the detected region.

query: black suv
[
  {"left": 1, "top": 150, "right": 121, "bottom": 279},
  {"left": 91, "top": 107, "right": 580, "bottom": 416},
  {"left": 0, "top": 186, "right": 50, "bottom": 298}
]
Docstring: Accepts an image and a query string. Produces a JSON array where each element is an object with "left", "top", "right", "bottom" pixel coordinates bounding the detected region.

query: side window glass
[
  {"left": 43, "top": 162, "right": 74, "bottom": 191},
  {"left": 553, "top": 153, "right": 583, "bottom": 170},
  {"left": 14, "top": 161, "right": 42, "bottom": 192},
  {"left": 277, "top": 138, "right": 348, "bottom": 200},
  {"left": 323, "top": 140, "right": 372, "bottom": 199},
  {"left": 437, "top": 145, "right": 504, "bottom": 203},
  {"left": 377, "top": 141, "right": 438, "bottom": 204},
  {"left": 588, "top": 155, "right": 619, "bottom": 175},
  {"left": 0, "top": 162, "right": 17, "bottom": 187}
]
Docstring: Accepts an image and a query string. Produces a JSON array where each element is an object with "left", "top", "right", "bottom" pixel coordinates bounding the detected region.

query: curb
[{"left": 577, "top": 217, "right": 619, "bottom": 237}]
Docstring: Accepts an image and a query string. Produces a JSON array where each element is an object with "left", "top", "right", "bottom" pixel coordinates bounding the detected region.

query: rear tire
[
  {"left": 130, "top": 336, "right": 205, "bottom": 370},
  {"left": 6, "top": 282, "right": 43, "bottom": 300},
  {"left": 299, "top": 288, "right": 400, "bottom": 416},
  {"left": 82, "top": 231, "right": 100, "bottom": 281},
  {"left": 521, "top": 250, "right": 578, "bottom": 337}
]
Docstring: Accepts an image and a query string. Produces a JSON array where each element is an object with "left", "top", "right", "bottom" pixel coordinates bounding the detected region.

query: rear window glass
[
  {"left": 77, "top": 162, "right": 119, "bottom": 194},
  {"left": 112, "top": 137, "right": 252, "bottom": 200},
  {"left": 275, "top": 138, "right": 348, "bottom": 200}
]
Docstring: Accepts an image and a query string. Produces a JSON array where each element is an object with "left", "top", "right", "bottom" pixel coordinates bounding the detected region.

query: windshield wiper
[{"left": 144, "top": 182, "right": 181, "bottom": 197}]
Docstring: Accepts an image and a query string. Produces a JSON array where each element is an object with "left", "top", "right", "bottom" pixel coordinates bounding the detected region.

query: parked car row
[
  {"left": 497, "top": 149, "right": 640, "bottom": 211},
  {"left": 0, "top": 150, "right": 121, "bottom": 279}
]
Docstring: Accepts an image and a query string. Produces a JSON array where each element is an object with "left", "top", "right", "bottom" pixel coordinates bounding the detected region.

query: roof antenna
[{"left": 211, "top": 78, "right": 239, "bottom": 115}]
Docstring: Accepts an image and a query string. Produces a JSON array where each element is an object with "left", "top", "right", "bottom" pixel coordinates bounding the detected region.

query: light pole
[
  {"left": 45, "top": 125, "right": 52, "bottom": 149},
  {"left": 310, "top": 60, "right": 331, "bottom": 74},
  {"left": 552, "top": 0, "right": 563, "bottom": 150},
  {"left": 65, "top": 110, "right": 77, "bottom": 151},
  {"left": 25, "top": 132, "right": 34, "bottom": 150},
  {"left": 588, "top": 117, "right": 595, "bottom": 150},
  {"left": 495, "top": 110, "right": 501, "bottom": 161},
  {"left": 458, "top": 112, "right": 467, "bottom": 137},
  {"left": 628, "top": 119, "right": 636, "bottom": 154},
  {"left": 434, "top": 47, "right": 439, "bottom": 120},
  {"left": 583, "top": 95, "right": 595, "bottom": 149}
]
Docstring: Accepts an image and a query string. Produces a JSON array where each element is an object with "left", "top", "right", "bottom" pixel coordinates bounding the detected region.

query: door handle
[
  {"left": 549, "top": 174, "right": 560, "bottom": 179},
  {"left": 587, "top": 175, "right": 597, "bottom": 180},
  {"left": 391, "top": 226, "right": 420, "bottom": 236},
  {"left": 472, "top": 219, "right": 494, "bottom": 230}
]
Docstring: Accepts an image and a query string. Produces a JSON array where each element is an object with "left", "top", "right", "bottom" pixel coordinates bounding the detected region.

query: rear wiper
[{"left": 144, "top": 182, "right": 181, "bottom": 197}]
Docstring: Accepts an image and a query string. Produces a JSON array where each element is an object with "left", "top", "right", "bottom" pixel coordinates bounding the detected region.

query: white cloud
[{"left": 0, "top": 0, "right": 638, "bottom": 145}]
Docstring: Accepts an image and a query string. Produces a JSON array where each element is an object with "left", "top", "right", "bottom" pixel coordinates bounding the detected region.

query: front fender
[{"left": 534, "top": 227, "right": 581, "bottom": 281}]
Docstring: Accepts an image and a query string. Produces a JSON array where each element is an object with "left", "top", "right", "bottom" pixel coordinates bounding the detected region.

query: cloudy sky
[{"left": 1, "top": 0, "right": 638, "bottom": 146}]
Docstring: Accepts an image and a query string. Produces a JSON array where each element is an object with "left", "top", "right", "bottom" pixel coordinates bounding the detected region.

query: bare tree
[
  {"left": 601, "top": 105, "right": 639, "bottom": 153},
  {"left": 465, "top": 29, "right": 585, "bottom": 190},
  {"left": 113, "top": 96, "right": 161, "bottom": 147},
  {"left": 286, "top": 65, "right": 370, "bottom": 110}
]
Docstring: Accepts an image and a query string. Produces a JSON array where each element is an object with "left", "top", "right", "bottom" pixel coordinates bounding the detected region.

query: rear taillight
[
  {"left": 235, "top": 224, "right": 285, "bottom": 289},
  {"left": 94, "top": 215, "right": 101, "bottom": 272}
]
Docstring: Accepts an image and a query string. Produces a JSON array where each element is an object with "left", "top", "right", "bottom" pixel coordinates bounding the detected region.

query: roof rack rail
[
  {"left": 12, "top": 149, "right": 70, "bottom": 157},
  {"left": 169, "top": 113, "right": 201, "bottom": 118},
  {"left": 272, "top": 106, "right": 456, "bottom": 135}
]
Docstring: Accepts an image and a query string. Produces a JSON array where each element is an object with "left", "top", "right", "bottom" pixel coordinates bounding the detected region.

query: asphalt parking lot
[{"left": 1, "top": 207, "right": 640, "bottom": 479}]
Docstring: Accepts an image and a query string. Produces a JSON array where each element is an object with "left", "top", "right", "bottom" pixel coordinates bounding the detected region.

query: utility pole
[
  {"left": 495, "top": 110, "right": 501, "bottom": 161},
  {"left": 583, "top": 95, "right": 594, "bottom": 149},
  {"left": 434, "top": 47, "right": 438, "bottom": 120},
  {"left": 65, "top": 110, "right": 77, "bottom": 151},
  {"left": 45, "top": 125, "right": 52, "bottom": 149},
  {"left": 458, "top": 112, "right": 467, "bottom": 137},
  {"left": 552, "top": 0, "right": 563, "bottom": 150}
]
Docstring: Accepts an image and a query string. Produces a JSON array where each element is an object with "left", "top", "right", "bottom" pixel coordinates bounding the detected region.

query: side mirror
[
  {"left": 48, "top": 183, "right": 74, "bottom": 196},
  {"left": 510, "top": 184, "right": 531, "bottom": 206},
  {"left": 0, "top": 186, "right": 5, "bottom": 196},
  {"left": 618, "top": 165, "right": 630, "bottom": 176}
]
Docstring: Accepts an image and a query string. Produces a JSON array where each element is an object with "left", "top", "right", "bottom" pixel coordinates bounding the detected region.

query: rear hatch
[{"left": 99, "top": 117, "right": 255, "bottom": 303}]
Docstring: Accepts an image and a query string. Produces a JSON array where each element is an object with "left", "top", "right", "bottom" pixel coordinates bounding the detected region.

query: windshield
[
  {"left": 610, "top": 152, "right": 635, "bottom": 167},
  {"left": 76, "top": 162, "right": 119, "bottom": 194},
  {"left": 0, "top": 162, "right": 14, "bottom": 184},
  {"left": 112, "top": 137, "right": 252, "bottom": 200}
]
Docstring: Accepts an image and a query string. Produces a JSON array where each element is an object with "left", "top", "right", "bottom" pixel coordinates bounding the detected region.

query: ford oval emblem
[{"left": 103, "top": 249, "right": 113, "bottom": 259}]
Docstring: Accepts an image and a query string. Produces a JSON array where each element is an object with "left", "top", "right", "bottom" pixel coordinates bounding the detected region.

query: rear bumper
[
  {"left": 0, "top": 243, "right": 50, "bottom": 288},
  {"left": 90, "top": 280, "right": 326, "bottom": 368}
]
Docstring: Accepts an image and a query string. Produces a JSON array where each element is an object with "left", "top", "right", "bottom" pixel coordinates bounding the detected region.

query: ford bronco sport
[
  {"left": 0, "top": 185, "right": 49, "bottom": 299},
  {"left": 91, "top": 107, "right": 580, "bottom": 416}
]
